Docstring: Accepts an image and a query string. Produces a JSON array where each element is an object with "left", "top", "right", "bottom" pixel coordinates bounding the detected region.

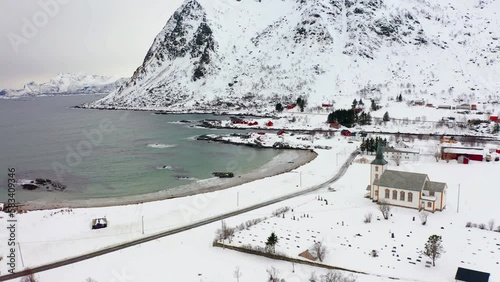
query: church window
[
  {"left": 392, "top": 190, "right": 397, "bottom": 200},
  {"left": 400, "top": 191, "right": 405, "bottom": 201},
  {"left": 408, "top": 192, "right": 413, "bottom": 202},
  {"left": 385, "top": 189, "right": 389, "bottom": 199}
]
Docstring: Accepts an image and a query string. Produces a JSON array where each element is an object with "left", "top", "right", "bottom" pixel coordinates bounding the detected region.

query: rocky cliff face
[{"left": 88, "top": 0, "right": 500, "bottom": 112}]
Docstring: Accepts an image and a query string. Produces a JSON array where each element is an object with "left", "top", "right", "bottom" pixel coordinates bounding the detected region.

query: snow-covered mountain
[
  {"left": 87, "top": 0, "right": 500, "bottom": 112},
  {"left": 0, "top": 73, "right": 126, "bottom": 98}
]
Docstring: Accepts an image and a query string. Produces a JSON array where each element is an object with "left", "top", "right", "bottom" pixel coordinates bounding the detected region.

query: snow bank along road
[{"left": 0, "top": 150, "right": 360, "bottom": 281}]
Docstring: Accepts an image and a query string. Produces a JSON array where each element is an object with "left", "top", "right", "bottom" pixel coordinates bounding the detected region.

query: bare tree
[
  {"left": 393, "top": 154, "right": 401, "bottom": 166},
  {"left": 419, "top": 211, "right": 429, "bottom": 225},
  {"left": 422, "top": 235, "right": 444, "bottom": 266},
  {"left": 20, "top": 271, "right": 38, "bottom": 282},
  {"left": 321, "top": 270, "right": 357, "bottom": 282},
  {"left": 378, "top": 199, "right": 392, "bottom": 220},
  {"left": 363, "top": 212, "right": 373, "bottom": 223},
  {"left": 266, "top": 267, "right": 281, "bottom": 282},
  {"left": 433, "top": 152, "right": 441, "bottom": 162},
  {"left": 309, "top": 272, "right": 318, "bottom": 282},
  {"left": 85, "top": 278, "right": 98, "bottom": 282},
  {"left": 233, "top": 266, "right": 242, "bottom": 282},
  {"left": 488, "top": 219, "right": 495, "bottom": 231},
  {"left": 216, "top": 220, "right": 235, "bottom": 243},
  {"left": 311, "top": 241, "right": 327, "bottom": 262}
]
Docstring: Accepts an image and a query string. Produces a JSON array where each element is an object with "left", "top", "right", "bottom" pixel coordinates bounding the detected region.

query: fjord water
[{"left": 0, "top": 95, "right": 281, "bottom": 203}]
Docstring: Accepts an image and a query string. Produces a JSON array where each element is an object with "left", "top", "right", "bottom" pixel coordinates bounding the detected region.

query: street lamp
[{"left": 289, "top": 171, "right": 302, "bottom": 188}]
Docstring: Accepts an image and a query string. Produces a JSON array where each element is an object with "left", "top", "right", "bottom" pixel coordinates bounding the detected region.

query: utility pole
[
  {"left": 142, "top": 216, "right": 144, "bottom": 235},
  {"left": 18, "top": 242, "right": 25, "bottom": 268},
  {"left": 457, "top": 184, "right": 461, "bottom": 213}
]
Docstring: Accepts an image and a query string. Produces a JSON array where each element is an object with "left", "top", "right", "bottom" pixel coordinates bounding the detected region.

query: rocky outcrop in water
[{"left": 20, "top": 178, "right": 66, "bottom": 192}]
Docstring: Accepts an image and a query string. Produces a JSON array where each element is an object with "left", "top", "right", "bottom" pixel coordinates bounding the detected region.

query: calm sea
[{"left": 0, "top": 95, "right": 280, "bottom": 203}]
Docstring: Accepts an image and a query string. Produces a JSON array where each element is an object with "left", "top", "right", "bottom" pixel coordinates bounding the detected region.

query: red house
[
  {"left": 277, "top": 130, "right": 286, "bottom": 136},
  {"left": 266, "top": 121, "right": 274, "bottom": 126},
  {"left": 490, "top": 115, "right": 498, "bottom": 122},
  {"left": 286, "top": 104, "right": 296, "bottom": 109},
  {"left": 322, "top": 103, "right": 332, "bottom": 107},
  {"left": 257, "top": 132, "right": 266, "bottom": 135},
  {"left": 441, "top": 147, "right": 485, "bottom": 162},
  {"left": 329, "top": 122, "right": 341, "bottom": 129},
  {"left": 340, "top": 129, "right": 351, "bottom": 136}
]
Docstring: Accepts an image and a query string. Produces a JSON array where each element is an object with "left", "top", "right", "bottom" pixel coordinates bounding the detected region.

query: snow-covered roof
[
  {"left": 421, "top": 195, "right": 436, "bottom": 201},
  {"left": 375, "top": 170, "right": 428, "bottom": 192},
  {"left": 384, "top": 147, "right": 420, "bottom": 154},
  {"left": 443, "top": 147, "right": 485, "bottom": 155},
  {"left": 424, "top": 181, "right": 447, "bottom": 193}
]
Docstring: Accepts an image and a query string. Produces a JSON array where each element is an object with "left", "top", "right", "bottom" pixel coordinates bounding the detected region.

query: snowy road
[{"left": 0, "top": 150, "right": 359, "bottom": 281}]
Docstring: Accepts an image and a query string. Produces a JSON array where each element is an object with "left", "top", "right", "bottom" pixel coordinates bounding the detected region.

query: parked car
[{"left": 92, "top": 218, "right": 108, "bottom": 230}]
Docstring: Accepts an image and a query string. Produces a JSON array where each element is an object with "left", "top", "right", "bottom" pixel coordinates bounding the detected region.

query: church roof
[
  {"left": 425, "top": 181, "right": 447, "bottom": 192},
  {"left": 371, "top": 143, "right": 388, "bottom": 165},
  {"left": 374, "top": 170, "right": 428, "bottom": 192}
]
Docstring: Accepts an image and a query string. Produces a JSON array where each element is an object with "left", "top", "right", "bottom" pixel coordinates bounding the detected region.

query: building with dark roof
[
  {"left": 368, "top": 144, "right": 447, "bottom": 212},
  {"left": 455, "top": 267, "right": 490, "bottom": 282}
]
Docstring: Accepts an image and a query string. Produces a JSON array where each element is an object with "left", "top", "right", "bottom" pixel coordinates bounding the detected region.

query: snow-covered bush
[
  {"left": 320, "top": 271, "right": 357, "bottom": 282},
  {"left": 465, "top": 222, "right": 472, "bottom": 228},
  {"left": 478, "top": 223, "right": 486, "bottom": 230},
  {"left": 488, "top": 219, "right": 495, "bottom": 231},
  {"left": 363, "top": 212, "right": 373, "bottom": 223}
]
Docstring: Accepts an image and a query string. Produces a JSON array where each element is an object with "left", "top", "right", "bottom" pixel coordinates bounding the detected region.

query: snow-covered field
[
  {"left": 0, "top": 136, "right": 357, "bottom": 280},
  {"left": 220, "top": 155, "right": 500, "bottom": 282},
  {"left": 1, "top": 136, "right": 499, "bottom": 282}
]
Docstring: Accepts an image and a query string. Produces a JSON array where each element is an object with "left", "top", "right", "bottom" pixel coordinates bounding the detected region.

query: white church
[{"left": 368, "top": 144, "right": 447, "bottom": 212}]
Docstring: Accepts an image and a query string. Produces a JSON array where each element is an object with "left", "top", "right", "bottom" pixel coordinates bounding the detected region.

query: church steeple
[{"left": 371, "top": 142, "right": 388, "bottom": 165}]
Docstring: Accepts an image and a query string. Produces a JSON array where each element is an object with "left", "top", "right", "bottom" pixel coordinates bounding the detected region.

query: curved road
[{"left": 0, "top": 150, "right": 359, "bottom": 281}]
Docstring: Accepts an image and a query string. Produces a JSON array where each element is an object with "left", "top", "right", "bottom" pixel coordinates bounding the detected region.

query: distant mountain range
[
  {"left": 85, "top": 0, "right": 500, "bottom": 113},
  {"left": 0, "top": 73, "right": 126, "bottom": 98}
]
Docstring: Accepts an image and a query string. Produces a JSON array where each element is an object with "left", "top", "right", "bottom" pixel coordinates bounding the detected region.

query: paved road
[{"left": 0, "top": 150, "right": 359, "bottom": 281}]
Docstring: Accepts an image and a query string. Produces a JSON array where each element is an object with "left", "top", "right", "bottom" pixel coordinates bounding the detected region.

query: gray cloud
[{"left": 0, "top": 0, "right": 184, "bottom": 89}]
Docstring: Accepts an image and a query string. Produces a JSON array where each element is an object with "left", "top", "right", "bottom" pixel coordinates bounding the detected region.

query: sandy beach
[{"left": 19, "top": 149, "right": 317, "bottom": 211}]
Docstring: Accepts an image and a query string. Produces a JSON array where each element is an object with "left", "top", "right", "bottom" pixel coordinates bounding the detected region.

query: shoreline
[{"left": 17, "top": 149, "right": 317, "bottom": 211}]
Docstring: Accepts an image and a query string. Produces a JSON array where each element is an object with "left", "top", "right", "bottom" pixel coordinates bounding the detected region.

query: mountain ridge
[
  {"left": 0, "top": 73, "right": 126, "bottom": 98},
  {"left": 87, "top": 0, "right": 500, "bottom": 112}
]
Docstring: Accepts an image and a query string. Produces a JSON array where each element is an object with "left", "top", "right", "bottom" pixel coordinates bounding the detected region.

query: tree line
[{"left": 359, "top": 137, "right": 388, "bottom": 153}]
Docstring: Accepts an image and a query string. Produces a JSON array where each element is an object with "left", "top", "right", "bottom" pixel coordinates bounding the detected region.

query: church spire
[{"left": 371, "top": 142, "right": 388, "bottom": 165}]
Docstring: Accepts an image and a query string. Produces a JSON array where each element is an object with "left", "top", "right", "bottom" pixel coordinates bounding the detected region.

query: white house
[
  {"left": 368, "top": 144, "right": 447, "bottom": 212},
  {"left": 384, "top": 147, "right": 420, "bottom": 163}
]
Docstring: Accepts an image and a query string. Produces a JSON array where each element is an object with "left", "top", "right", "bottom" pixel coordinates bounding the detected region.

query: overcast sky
[{"left": 0, "top": 0, "right": 184, "bottom": 89}]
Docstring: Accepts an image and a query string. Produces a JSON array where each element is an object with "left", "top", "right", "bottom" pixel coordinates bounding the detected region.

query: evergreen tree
[
  {"left": 493, "top": 123, "right": 500, "bottom": 134},
  {"left": 266, "top": 232, "right": 279, "bottom": 253},
  {"left": 275, "top": 103, "right": 284, "bottom": 112},
  {"left": 359, "top": 98, "right": 364, "bottom": 106},
  {"left": 326, "top": 109, "right": 356, "bottom": 127},
  {"left": 383, "top": 111, "right": 390, "bottom": 122},
  {"left": 352, "top": 99, "right": 358, "bottom": 109},
  {"left": 297, "top": 97, "right": 305, "bottom": 112},
  {"left": 422, "top": 235, "right": 444, "bottom": 266},
  {"left": 371, "top": 99, "right": 379, "bottom": 111},
  {"left": 360, "top": 138, "right": 366, "bottom": 153}
]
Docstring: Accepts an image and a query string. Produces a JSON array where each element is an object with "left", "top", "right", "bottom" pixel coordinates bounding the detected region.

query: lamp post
[{"left": 290, "top": 171, "right": 302, "bottom": 188}]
